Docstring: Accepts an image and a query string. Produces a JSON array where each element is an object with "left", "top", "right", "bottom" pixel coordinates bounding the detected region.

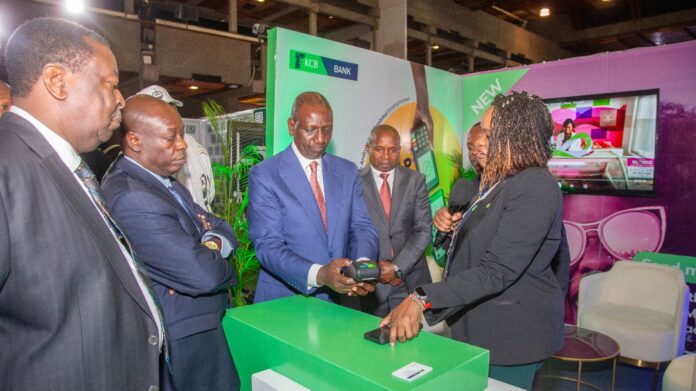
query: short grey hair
[{"left": 367, "top": 124, "right": 401, "bottom": 147}]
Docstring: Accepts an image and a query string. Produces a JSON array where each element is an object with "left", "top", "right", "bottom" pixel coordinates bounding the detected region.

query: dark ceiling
[
  {"left": 3, "top": 0, "right": 694, "bottom": 103},
  {"left": 456, "top": 0, "right": 696, "bottom": 55},
  {"left": 121, "top": 0, "right": 696, "bottom": 71}
]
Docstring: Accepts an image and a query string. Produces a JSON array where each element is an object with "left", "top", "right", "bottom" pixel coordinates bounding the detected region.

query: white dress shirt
[
  {"left": 10, "top": 106, "right": 164, "bottom": 348},
  {"left": 370, "top": 166, "right": 395, "bottom": 195}
]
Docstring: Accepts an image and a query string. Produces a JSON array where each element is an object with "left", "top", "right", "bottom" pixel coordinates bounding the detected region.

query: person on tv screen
[
  {"left": 556, "top": 118, "right": 584, "bottom": 152},
  {"left": 381, "top": 91, "right": 570, "bottom": 390}
]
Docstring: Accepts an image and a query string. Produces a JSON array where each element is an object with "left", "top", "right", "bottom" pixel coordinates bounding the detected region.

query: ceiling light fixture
[
  {"left": 65, "top": 0, "right": 85, "bottom": 13},
  {"left": 539, "top": 7, "right": 550, "bottom": 17},
  {"left": 256, "top": 0, "right": 265, "bottom": 3},
  {"left": 328, "top": 15, "right": 334, "bottom": 19},
  {"left": 432, "top": 44, "right": 440, "bottom": 50},
  {"left": 188, "top": 85, "right": 200, "bottom": 90}
]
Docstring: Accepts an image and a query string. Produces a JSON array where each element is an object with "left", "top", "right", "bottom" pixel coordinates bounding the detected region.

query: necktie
[
  {"left": 74, "top": 161, "right": 130, "bottom": 249},
  {"left": 167, "top": 184, "right": 201, "bottom": 235},
  {"left": 74, "top": 160, "right": 169, "bottom": 363},
  {"left": 309, "top": 161, "right": 327, "bottom": 231},
  {"left": 380, "top": 172, "right": 391, "bottom": 222}
]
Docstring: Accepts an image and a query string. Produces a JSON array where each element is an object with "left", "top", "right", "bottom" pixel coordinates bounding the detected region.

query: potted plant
[{"left": 202, "top": 100, "right": 262, "bottom": 307}]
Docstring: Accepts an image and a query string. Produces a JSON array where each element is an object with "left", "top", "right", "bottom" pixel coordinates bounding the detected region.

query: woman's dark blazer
[{"left": 423, "top": 167, "right": 569, "bottom": 366}]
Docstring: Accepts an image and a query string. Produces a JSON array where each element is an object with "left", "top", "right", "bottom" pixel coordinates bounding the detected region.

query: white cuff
[
  {"left": 307, "top": 263, "right": 323, "bottom": 288},
  {"left": 202, "top": 232, "right": 233, "bottom": 258}
]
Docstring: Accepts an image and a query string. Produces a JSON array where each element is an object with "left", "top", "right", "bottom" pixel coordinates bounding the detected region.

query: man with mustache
[
  {"left": 101, "top": 95, "right": 240, "bottom": 391},
  {"left": 248, "top": 91, "right": 379, "bottom": 304},
  {"left": 0, "top": 18, "right": 162, "bottom": 389}
]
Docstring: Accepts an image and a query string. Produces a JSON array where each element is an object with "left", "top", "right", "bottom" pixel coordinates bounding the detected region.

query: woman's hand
[
  {"left": 433, "top": 207, "right": 463, "bottom": 232},
  {"left": 380, "top": 297, "right": 422, "bottom": 347}
]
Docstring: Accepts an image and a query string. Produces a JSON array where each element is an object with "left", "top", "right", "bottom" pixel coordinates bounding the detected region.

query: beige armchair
[
  {"left": 577, "top": 260, "right": 689, "bottom": 388},
  {"left": 663, "top": 353, "right": 696, "bottom": 391}
]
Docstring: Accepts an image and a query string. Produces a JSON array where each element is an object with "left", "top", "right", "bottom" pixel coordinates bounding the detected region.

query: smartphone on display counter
[
  {"left": 364, "top": 324, "right": 423, "bottom": 345},
  {"left": 364, "top": 326, "right": 391, "bottom": 345},
  {"left": 410, "top": 123, "right": 439, "bottom": 191}
]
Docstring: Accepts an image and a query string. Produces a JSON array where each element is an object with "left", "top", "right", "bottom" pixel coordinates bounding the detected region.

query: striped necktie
[
  {"left": 74, "top": 160, "right": 170, "bottom": 365},
  {"left": 167, "top": 183, "right": 201, "bottom": 235}
]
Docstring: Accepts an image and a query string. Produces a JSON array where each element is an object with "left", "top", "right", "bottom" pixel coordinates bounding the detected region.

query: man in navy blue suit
[
  {"left": 102, "top": 95, "right": 239, "bottom": 391},
  {"left": 248, "top": 91, "right": 379, "bottom": 304}
]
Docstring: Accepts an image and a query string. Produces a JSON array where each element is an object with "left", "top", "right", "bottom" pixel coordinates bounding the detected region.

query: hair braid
[{"left": 481, "top": 91, "right": 554, "bottom": 189}]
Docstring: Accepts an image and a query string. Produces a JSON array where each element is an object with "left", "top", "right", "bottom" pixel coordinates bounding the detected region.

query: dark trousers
[{"left": 160, "top": 325, "right": 240, "bottom": 391}]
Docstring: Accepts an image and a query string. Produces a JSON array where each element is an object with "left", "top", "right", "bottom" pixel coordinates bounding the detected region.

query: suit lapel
[
  {"left": 450, "top": 181, "right": 507, "bottom": 259},
  {"left": 115, "top": 157, "right": 200, "bottom": 235},
  {"left": 360, "top": 167, "right": 388, "bottom": 227},
  {"left": 389, "top": 167, "right": 409, "bottom": 228},
  {"left": 278, "top": 148, "right": 327, "bottom": 240},
  {"left": 323, "top": 155, "right": 343, "bottom": 247},
  {"left": 12, "top": 125, "right": 155, "bottom": 321}
]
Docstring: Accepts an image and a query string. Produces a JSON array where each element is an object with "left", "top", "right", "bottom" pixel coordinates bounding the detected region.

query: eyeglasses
[{"left": 564, "top": 206, "right": 666, "bottom": 265}]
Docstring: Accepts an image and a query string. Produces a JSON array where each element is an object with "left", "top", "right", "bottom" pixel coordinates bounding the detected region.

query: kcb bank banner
[{"left": 267, "top": 28, "right": 464, "bottom": 220}]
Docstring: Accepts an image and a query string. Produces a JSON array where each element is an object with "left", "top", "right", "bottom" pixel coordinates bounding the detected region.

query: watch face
[
  {"left": 395, "top": 268, "right": 404, "bottom": 279},
  {"left": 203, "top": 241, "right": 219, "bottom": 251}
]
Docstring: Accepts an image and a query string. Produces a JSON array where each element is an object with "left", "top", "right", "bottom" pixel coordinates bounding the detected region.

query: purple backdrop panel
[{"left": 508, "top": 41, "right": 696, "bottom": 350}]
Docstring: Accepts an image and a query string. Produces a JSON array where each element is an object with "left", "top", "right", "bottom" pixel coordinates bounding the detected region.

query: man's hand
[
  {"left": 349, "top": 281, "right": 376, "bottom": 297},
  {"left": 380, "top": 297, "right": 422, "bottom": 347},
  {"left": 433, "top": 207, "right": 463, "bottom": 232},
  {"left": 378, "top": 260, "right": 404, "bottom": 287},
  {"left": 316, "top": 258, "right": 376, "bottom": 296},
  {"left": 413, "top": 108, "right": 435, "bottom": 147}
]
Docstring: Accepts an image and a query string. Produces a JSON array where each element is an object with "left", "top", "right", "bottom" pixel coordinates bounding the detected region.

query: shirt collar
[
  {"left": 291, "top": 141, "right": 322, "bottom": 171},
  {"left": 124, "top": 155, "right": 172, "bottom": 188},
  {"left": 370, "top": 165, "right": 395, "bottom": 181},
  {"left": 10, "top": 106, "right": 82, "bottom": 172}
]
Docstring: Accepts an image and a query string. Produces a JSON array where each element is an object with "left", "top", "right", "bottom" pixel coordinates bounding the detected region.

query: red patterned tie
[
  {"left": 380, "top": 172, "right": 391, "bottom": 222},
  {"left": 309, "top": 161, "right": 327, "bottom": 231}
]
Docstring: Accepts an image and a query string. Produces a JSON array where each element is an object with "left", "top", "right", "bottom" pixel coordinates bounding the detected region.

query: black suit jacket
[
  {"left": 424, "top": 167, "right": 569, "bottom": 365},
  {"left": 0, "top": 112, "right": 160, "bottom": 390},
  {"left": 359, "top": 166, "right": 433, "bottom": 316}
]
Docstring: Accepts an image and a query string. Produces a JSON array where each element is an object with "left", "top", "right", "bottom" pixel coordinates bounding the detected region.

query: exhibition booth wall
[
  {"left": 506, "top": 41, "right": 696, "bottom": 349},
  {"left": 265, "top": 28, "right": 696, "bottom": 351}
]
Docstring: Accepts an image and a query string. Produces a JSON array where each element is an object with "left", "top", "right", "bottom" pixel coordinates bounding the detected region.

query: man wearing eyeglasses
[{"left": 359, "top": 124, "right": 433, "bottom": 316}]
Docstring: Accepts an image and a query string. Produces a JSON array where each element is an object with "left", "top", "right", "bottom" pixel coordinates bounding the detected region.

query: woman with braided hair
[{"left": 381, "top": 91, "right": 570, "bottom": 390}]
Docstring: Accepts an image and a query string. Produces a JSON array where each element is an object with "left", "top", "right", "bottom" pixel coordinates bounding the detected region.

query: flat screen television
[{"left": 544, "top": 89, "right": 658, "bottom": 196}]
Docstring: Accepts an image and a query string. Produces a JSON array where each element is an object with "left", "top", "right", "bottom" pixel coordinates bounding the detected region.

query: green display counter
[{"left": 223, "top": 295, "right": 489, "bottom": 390}]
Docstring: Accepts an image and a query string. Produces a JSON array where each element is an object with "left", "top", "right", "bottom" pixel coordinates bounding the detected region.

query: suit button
[
  {"left": 148, "top": 335, "right": 158, "bottom": 346},
  {"left": 168, "top": 289, "right": 175, "bottom": 295},
  {"left": 148, "top": 386, "right": 159, "bottom": 391}
]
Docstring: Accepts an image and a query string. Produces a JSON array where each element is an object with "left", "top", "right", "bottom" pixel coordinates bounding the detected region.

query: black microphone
[
  {"left": 433, "top": 178, "right": 479, "bottom": 249},
  {"left": 432, "top": 203, "right": 467, "bottom": 249}
]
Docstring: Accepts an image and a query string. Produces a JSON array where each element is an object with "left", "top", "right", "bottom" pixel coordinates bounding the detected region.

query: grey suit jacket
[
  {"left": 360, "top": 165, "right": 432, "bottom": 316},
  {"left": 0, "top": 112, "right": 160, "bottom": 390},
  {"left": 423, "top": 167, "right": 568, "bottom": 366}
]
